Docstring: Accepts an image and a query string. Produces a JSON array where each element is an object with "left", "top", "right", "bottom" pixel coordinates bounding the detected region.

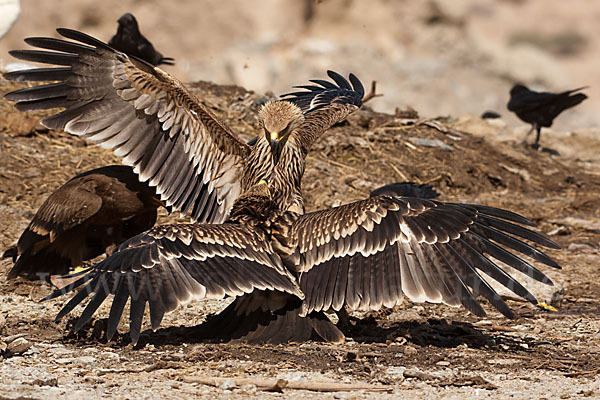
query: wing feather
[
  {"left": 281, "top": 70, "right": 365, "bottom": 151},
  {"left": 293, "top": 195, "right": 560, "bottom": 317},
  {"left": 46, "top": 223, "right": 303, "bottom": 344},
  {"left": 4, "top": 28, "right": 249, "bottom": 223}
]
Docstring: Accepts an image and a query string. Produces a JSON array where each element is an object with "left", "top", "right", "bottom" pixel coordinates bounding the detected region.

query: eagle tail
[{"left": 197, "top": 291, "right": 344, "bottom": 344}]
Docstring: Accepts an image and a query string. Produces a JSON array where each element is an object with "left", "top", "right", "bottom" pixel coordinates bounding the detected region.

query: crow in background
[
  {"left": 507, "top": 84, "right": 587, "bottom": 154},
  {"left": 108, "top": 13, "right": 174, "bottom": 66}
]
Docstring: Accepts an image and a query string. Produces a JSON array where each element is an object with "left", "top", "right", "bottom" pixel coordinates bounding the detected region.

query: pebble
[
  {"left": 488, "top": 358, "right": 517, "bottom": 365},
  {"left": 403, "top": 346, "right": 419, "bottom": 356},
  {"left": 73, "top": 356, "right": 97, "bottom": 365},
  {"left": 47, "top": 347, "right": 74, "bottom": 356},
  {"left": 219, "top": 379, "right": 237, "bottom": 391},
  {"left": 408, "top": 137, "right": 453, "bottom": 151},
  {"left": 5, "top": 337, "right": 32, "bottom": 357},
  {"left": 100, "top": 351, "right": 120, "bottom": 362},
  {"left": 387, "top": 366, "right": 406, "bottom": 378}
]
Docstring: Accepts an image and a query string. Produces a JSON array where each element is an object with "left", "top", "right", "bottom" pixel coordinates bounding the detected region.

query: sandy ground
[{"left": 0, "top": 76, "right": 598, "bottom": 399}]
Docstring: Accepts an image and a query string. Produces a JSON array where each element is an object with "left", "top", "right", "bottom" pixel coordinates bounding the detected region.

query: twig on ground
[
  {"left": 180, "top": 375, "right": 392, "bottom": 393},
  {"left": 560, "top": 368, "right": 600, "bottom": 378}
]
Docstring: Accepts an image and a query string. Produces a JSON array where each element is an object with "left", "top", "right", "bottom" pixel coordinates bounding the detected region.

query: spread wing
[
  {"left": 46, "top": 223, "right": 303, "bottom": 344},
  {"left": 280, "top": 70, "right": 364, "bottom": 150},
  {"left": 4, "top": 28, "right": 249, "bottom": 223},
  {"left": 291, "top": 196, "right": 560, "bottom": 318}
]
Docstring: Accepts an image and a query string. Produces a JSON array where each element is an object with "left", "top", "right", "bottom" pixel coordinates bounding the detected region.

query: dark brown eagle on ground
[
  {"left": 3, "top": 165, "right": 164, "bottom": 281},
  {"left": 4, "top": 29, "right": 560, "bottom": 344}
]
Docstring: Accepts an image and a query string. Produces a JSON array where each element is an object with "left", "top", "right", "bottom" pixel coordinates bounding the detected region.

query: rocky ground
[{"left": 0, "top": 77, "right": 598, "bottom": 399}]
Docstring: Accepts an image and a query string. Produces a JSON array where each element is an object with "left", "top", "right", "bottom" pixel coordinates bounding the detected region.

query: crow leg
[
  {"left": 534, "top": 124, "right": 542, "bottom": 146},
  {"left": 523, "top": 124, "right": 534, "bottom": 143}
]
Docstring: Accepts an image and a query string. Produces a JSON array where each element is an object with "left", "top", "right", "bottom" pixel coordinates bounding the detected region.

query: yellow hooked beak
[{"left": 270, "top": 131, "right": 279, "bottom": 142}]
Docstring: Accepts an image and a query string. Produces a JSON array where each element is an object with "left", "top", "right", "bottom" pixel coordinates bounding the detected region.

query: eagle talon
[{"left": 537, "top": 301, "right": 558, "bottom": 312}]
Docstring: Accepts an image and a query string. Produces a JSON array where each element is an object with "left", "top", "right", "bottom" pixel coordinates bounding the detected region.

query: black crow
[
  {"left": 108, "top": 13, "right": 174, "bottom": 66},
  {"left": 507, "top": 84, "right": 587, "bottom": 152}
]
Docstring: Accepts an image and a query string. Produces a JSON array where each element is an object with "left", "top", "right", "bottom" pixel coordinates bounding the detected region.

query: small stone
[
  {"left": 487, "top": 358, "right": 516, "bottom": 365},
  {"left": 344, "top": 351, "right": 357, "bottom": 362},
  {"left": 74, "top": 355, "right": 97, "bottom": 364},
  {"left": 348, "top": 136, "right": 369, "bottom": 147},
  {"left": 239, "top": 384, "right": 257, "bottom": 394},
  {"left": 31, "top": 377, "right": 58, "bottom": 387},
  {"left": 403, "top": 369, "right": 436, "bottom": 380},
  {"left": 47, "top": 347, "right": 74, "bottom": 356},
  {"left": 219, "top": 379, "right": 237, "bottom": 391},
  {"left": 408, "top": 137, "right": 453, "bottom": 151},
  {"left": 100, "top": 351, "right": 120, "bottom": 362},
  {"left": 5, "top": 337, "right": 32, "bottom": 357},
  {"left": 21, "top": 167, "right": 41, "bottom": 178},
  {"left": 436, "top": 361, "right": 450, "bottom": 366},
  {"left": 403, "top": 345, "right": 418, "bottom": 356}
]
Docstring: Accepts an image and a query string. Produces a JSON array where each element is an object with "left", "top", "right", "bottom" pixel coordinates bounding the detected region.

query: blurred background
[{"left": 0, "top": 0, "right": 597, "bottom": 131}]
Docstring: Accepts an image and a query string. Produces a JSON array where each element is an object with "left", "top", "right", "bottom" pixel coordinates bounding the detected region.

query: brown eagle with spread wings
[{"left": 4, "top": 29, "right": 560, "bottom": 344}]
